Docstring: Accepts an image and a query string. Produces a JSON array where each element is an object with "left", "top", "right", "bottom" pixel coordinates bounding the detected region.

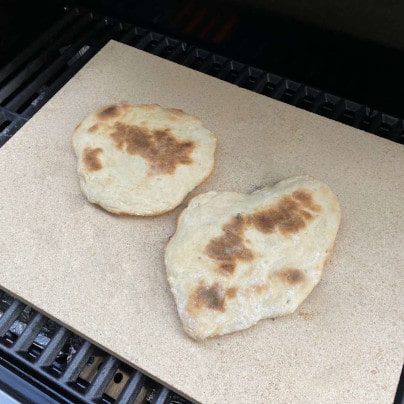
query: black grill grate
[
  {"left": 0, "top": 7, "right": 404, "bottom": 147},
  {"left": 0, "top": 290, "right": 189, "bottom": 403}
]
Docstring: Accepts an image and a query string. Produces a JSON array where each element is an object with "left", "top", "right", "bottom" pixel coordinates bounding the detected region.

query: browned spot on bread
[
  {"left": 204, "top": 189, "right": 321, "bottom": 274},
  {"left": 301, "top": 210, "right": 313, "bottom": 220},
  {"left": 88, "top": 123, "right": 99, "bottom": 133},
  {"left": 225, "top": 287, "right": 238, "bottom": 299},
  {"left": 74, "top": 121, "right": 82, "bottom": 132},
  {"left": 199, "top": 285, "right": 223, "bottom": 310},
  {"left": 83, "top": 147, "right": 103, "bottom": 171},
  {"left": 249, "top": 197, "right": 304, "bottom": 235},
  {"left": 247, "top": 189, "right": 321, "bottom": 236},
  {"left": 244, "top": 282, "right": 268, "bottom": 297},
  {"left": 187, "top": 283, "right": 225, "bottom": 314},
  {"left": 98, "top": 105, "right": 121, "bottom": 119},
  {"left": 109, "top": 122, "right": 195, "bottom": 175},
  {"left": 252, "top": 283, "right": 268, "bottom": 294},
  {"left": 275, "top": 268, "right": 305, "bottom": 285},
  {"left": 205, "top": 215, "right": 255, "bottom": 275},
  {"left": 292, "top": 190, "right": 322, "bottom": 212},
  {"left": 186, "top": 283, "right": 239, "bottom": 314}
]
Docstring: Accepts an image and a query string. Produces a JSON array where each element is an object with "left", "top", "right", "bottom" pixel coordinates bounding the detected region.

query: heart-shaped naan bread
[
  {"left": 165, "top": 175, "right": 341, "bottom": 339},
  {"left": 73, "top": 103, "right": 216, "bottom": 215}
]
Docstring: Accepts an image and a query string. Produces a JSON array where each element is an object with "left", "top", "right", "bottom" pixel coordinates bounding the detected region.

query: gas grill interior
[{"left": 0, "top": 1, "right": 403, "bottom": 403}]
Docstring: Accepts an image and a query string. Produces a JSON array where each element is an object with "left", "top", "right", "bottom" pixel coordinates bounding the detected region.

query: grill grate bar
[
  {"left": 20, "top": 17, "right": 127, "bottom": 118},
  {"left": 234, "top": 66, "right": 264, "bottom": 90},
  {"left": 0, "top": 12, "right": 95, "bottom": 106},
  {"left": 251, "top": 72, "right": 271, "bottom": 93},
  {"left": 0, "top": 343, "right": 88, "bottom": 404},
  {"left": 151, "top": 386, "right": 171, "bottom": 404},
  {"left": 133, "top": 31, "right": 163, "bottom": 51},
  {"left": 261, "top": 73, "right": 282, "bottom": 97},
  {"left": 149, "top": 37, "right": 180, "bottom": 58},
  {"left": 84, "top": 355, "right": 120, "bottom": 400},
  {"left": 0, "top": 8, "right": 78, "bottom": 84},
  {"left": 116, "top": 370, "right": 146, "bottom": 402},
  {"left": 199, "top": 53, "right": 227, "bottom": 76},
  {"left": 36, "top": 326, "right": 71, "bottom": 368},
  {"left": 0, "top": 118, "right": 26, "bottom": 147},
  {"left": 11, "top": 311, "right": 47, "bottom": 353},
  {"left": 182, "top": 47, "right": 209, "bottom": 70},
  {"left": 0, "top": 293, "right": 131, "bottom": 404},
  {"left": 4, "top": 16, "right": 115, "bottom": 113},
  {"left": 0, "top": 105, "right": 25, "bottom": 121},
  {"left": 216, "top": 59, "right": 245, "bottom": 83},
  {"left": 163, "top": 41, "right": 189, "bottom": 63},
  {"left": 268, "top": 78, "right": 291, "bottom": 100},
  {"left": 60, "top": 340, "right": 94, "bottom": 383},
  {"left": 0, "top": 298, "right": 25, "bottom": 336},
  {"left": 118, "top": 25, "right": 148, "bottom": 46}
]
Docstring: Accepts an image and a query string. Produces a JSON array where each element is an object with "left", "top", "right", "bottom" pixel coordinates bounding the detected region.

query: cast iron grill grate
[
  {"left": 0, "top": 290, "right": 188, "bottom": 403},
  {"left": 0, "top": 7, "right": 403, "bottom": 147}
]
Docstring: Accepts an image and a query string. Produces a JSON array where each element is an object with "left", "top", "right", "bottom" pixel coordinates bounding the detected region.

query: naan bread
[
  {"left": 165, "top": 176, "right": 341, "bottom": 340},
  {"left": 72, "top": 103, "right": 216, "bottom": 215}
]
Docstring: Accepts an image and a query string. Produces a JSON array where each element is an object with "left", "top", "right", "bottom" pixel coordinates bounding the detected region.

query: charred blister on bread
[
  {"left": 204, "top": 188, "right": 322, "bottom": 276},
  {"left": 97, "top": 104, "right": 121, "bottom": 119},
  {"left": 186, "top": 282, "right": 239, "bottom": 315},
  {"left": 83, "top": 147, "right": 103, "bottom": 171},
  {"left": 96, "top": 102, "right": 139, "bottom": 121},
  {"left": 248, "top": 189, "right": 322, "bottom": 236},
  {"left": 187, "top": 282, "right": 226, "bottom": 314},
  {"left": 109, "top": 123, "right": 195, "bottom": 175},
  {"left": 204, "top": 215, "right": 255, "bottom": 275},
  {"left": 88, "top": 123, "right": 99, "bottom": 133},
  {"left": 272, "top": 268, "right": 306, "bottom": 285}
]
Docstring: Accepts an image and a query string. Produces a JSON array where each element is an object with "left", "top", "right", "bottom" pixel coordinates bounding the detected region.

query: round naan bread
[
  {"left": 72, "top": 103, "right": 216, "bottom": 215},
  {"left": 165, "top": 176, "right": 341, "bottom": 340}
]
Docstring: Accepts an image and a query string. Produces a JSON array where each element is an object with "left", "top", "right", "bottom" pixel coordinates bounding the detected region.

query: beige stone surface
[{"left": 0, "top": 41, "right": 403, "bottom": 403}]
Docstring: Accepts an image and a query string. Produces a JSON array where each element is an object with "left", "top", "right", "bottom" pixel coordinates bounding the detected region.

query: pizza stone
[
  {"left": 165, "top": 175, "right": 341, "bottom": 340},
  {"left": 72, "top": 103, "right": 216, "bottom": 215}
]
